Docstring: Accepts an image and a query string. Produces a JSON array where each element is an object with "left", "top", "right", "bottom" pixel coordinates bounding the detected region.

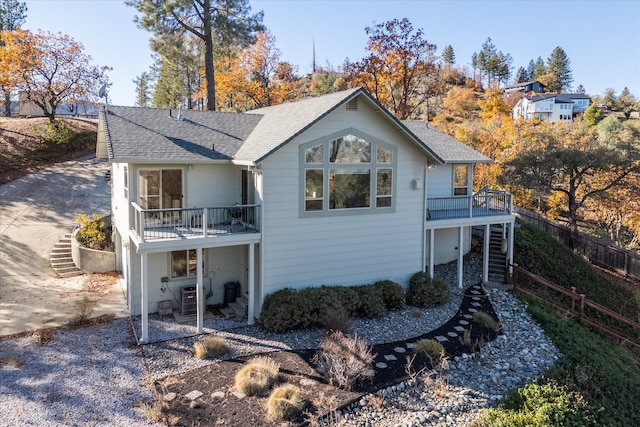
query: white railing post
[
  {"left": 139, "top": 210, "right": 145, "bottom": 242},
  {"left": 202, "top": 208, "right": 208, "bottom": 238},
  {"left": 468, "top": 196, "right": 473, "bottom": 218}
]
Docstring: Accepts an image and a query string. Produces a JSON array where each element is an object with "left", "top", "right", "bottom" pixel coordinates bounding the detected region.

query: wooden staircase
[
  {"left": 488, "top": 226, "right": 507, "bottom": 283},
  {"left": 50, "top": 234, "right": 83, "bottom": 278},
  {"left": 220, "top": 296, "right": 248, "bottom": 320}
]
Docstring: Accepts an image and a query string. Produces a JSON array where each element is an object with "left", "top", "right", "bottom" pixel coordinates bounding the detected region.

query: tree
[
  {"left": 133, "top": 71, "right": 151, "bottom": 107},
  {"left": 0, "top": 0, "right": 26, "bottom": 116},
  {"left": 475, "top": 38, "right": 511, "bottom": 87},
  {"left": 442, "top": 44, "right": 455, "bottom": 71},
  {"left": 526, "top": 59, "right": 535, "bottom": 81},
  {"left": 514, "top": 66, "right": 528, "bottom": 83},
  {"left": 618, "top": 86, "right": 637, "bottom": 118},
  {"left": 5, "top": 30, "right": 110, "bottom": 122},
  {"left": 348, "top": 18, "right": 438, "bottom": 120},
  {"left": 532, "top": 56, "right": 546, "bottom": 79},
  {"left": 584, "top": 102, "right": 604, "bottom": 127},
  {"left": 500, "top": 119, "right": 640, "bottom": 248},
  {"left": 127, "top": 0, "right": 264, "bottom": 111},
  {"left": 470, "top": 52, "right": 478, "bottom": 82},
  {"left": 575, "top": 84, "right": 586, "bottom": 95},
  {"left": 214, "top": 31, "right": 300, "bottom": 110},
  {"left": 546, "top": 46, "right": 572, "bottom": 92}
]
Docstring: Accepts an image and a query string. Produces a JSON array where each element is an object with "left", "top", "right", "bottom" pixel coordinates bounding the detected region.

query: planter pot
[{"left": 72, "top": 216, "right": 116, "bottom": 273}]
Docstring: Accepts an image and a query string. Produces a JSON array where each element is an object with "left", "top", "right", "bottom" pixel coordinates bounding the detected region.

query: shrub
[
  {"left": 33, "top": 119, "right": 75, "bottom": 145},
  {"left": 415, "top": 339, "right": 445, "bottom": 360},
  {"left": 193, "top": 336, "right": 229, "bottom": 360},
  {"left": 234, "top": 357, "right": 280, "bottom": 396},
  {"left": 259, "top": 288, "right": 307, "bottom": 332},
  {"left": 473, "top": 311, "right": 502, "bottom": 332},
  {"left": 354, "top": 285, "right": 386, "bottom": 318},
  {"left": 266, "top": 384, "right": 305, "bottom": 421},
  {"left": 313, "top": 331, "right": 375, "bottom": 390},
  {"left": 75, "top": 213, "right": 113, "bottom": 251},
  {"left": 319, "top": 302, "right": 351, "bottom": 333},
  {"left": 375, "top": 280, "right": 405, "bottom": 310},
  {"left": 406, "top": 272, "right": 450, "bottom": 307}
]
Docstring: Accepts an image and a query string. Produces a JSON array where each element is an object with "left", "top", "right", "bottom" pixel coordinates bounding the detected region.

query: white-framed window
[
  {"left": 171, "top": 249, "right": 198, "bottom": 279},
  {"left": 301, "top": 129, "right": 396, "bottom": 215},
  {"left": 453, "top": 164, "right": 470, "bottom": 196}
]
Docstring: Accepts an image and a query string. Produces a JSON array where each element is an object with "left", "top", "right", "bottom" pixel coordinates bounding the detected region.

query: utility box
[
  {"left": 181, "top": 287, "right": 197, "bottom": 316},
  {"left": 158, "top": 300, "right": 172, "bottom": 317}
]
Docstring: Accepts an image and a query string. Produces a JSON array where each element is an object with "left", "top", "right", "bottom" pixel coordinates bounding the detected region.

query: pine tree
[
  {"left": 532, "top": 56, "right": 546, "bottom": 79},
  {"left": 514, "top": 66, "right": 528, "bottom": 83},
  {"left": 526, "top": 59, "right": 535, "bottom": 81},
  {"left": 546, "top": 46, "right": 573, "bottom": 93},
  {"left": 133, "top": 72, "right": 151, "bottom": 107},
  {"left": 576, "top": 84, "right": 586, "bottom": 95},
  {"left": 442, "top": 44, "right": 455, "bottom": 70}
]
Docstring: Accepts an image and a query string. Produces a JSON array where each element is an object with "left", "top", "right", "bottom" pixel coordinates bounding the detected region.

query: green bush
[
  {"left": 260, "top": 283, "right": 389, "bottom": 332},
  {"left": 374, "top": 280, "right": 405, "bottom": 310},
  {"left": 472, "top": 382, "right": 594, "bottom": 427},
  {"left": 354, "top": 285, "right": 386, "bottom": 318},
  {"left": 406, "top": 272, "right": 450, "bottom": 307},
  {"left": 75, "top": 213, "right": 113, "bottom": 251},
  {"left": 33, "top": 119, "right": 75, "bottom": 145}
]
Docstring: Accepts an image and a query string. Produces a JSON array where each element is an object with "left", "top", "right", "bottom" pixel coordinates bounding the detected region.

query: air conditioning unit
[{"left": 180, "top": 287, "right": 197, "bottom": 316}]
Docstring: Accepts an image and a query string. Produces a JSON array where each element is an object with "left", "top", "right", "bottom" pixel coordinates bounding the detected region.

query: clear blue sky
[{"left": 24, "top": 0, "right": 640, "bottom": 106}]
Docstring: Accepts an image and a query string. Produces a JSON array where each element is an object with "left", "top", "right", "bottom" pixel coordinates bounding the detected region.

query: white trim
[
  {"left": 140, "top": 252, "right": 148, "bottom": 343},
  {"left": 483, "top": 224, "right": 490, "bottom": 284},
  {"left": 457, "top": 226, "right": 464, "bottom": 288},
  {"left": 196, "top": 247, "right": 204, "bottom": 334},
  {"left": 248, "top": 243, "right": 255, "bottom": 325}
]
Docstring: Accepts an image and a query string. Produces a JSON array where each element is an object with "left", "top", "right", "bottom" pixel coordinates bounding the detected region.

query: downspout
[{"left": 422, "top": 162, "right": 428, "bottom": 272}]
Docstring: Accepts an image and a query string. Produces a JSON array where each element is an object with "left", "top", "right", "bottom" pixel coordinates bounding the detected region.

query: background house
[
  {"left": 97, "top": 88, "right": 515, "bottom": 343},
  {"left": 504, "top": 80, "right": 547, "bottom": 95},
  {"left": 512, "top": 93, "right": 591, "bottom": 122}
]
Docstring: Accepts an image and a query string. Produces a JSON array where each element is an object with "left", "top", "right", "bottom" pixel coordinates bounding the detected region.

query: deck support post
[
  {"left": 196, "top": 247, "right": 204, "bottom": 334},
  {"left": 483, "top": 223, "right": 490, "bottom": 284},
  {"left": 248, "top": 243, "right": 255, "bottom": 325},
  {"left": 457, "top": 226, "right": 464, "bottom": 288},
  {"left": 140, "top": 252, "right": 148, "bottom": 344},
  {"left": 428, "top": 228, "right": 435, "bottom": 278}
]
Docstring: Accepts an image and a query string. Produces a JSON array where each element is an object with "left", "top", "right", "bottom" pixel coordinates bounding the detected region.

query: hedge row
[{"left": 259, "top": 274, "right": 450, "bottom": 333}]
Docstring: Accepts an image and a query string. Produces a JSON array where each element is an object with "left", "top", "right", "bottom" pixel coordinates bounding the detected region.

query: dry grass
[
  {"left": 313, "top": 331, "right": 375, "bottom": 391},
  {"left": 234, "top": 357, "right": 280, "bottom": 396},
  {"left": 31, "top": 328, "right": 55, "bottom": 345},
  {"left": 266, "top": 384, "right": 305, "bottom": 421},
  {"left": 472, "top": 311, "right": 502, "bottom": 332},
  {"left": 424, "top": 371, "right": 450, "bottom": 400},
  {"left": 67, "top": 295, "right": 95, "bottom": 326},
  {"left": 193, "top": 336, "right": 229, "bottom": 360},
  {"left": 134, "top": 401, "right": 163, "bottom": 423}
]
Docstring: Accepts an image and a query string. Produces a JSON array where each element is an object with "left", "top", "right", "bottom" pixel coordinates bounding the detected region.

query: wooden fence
[
  {"left": 512, "top": 264, "right": 640, "bottom": 348},
  {"left": 514, "top": 207, "right": 640, "bottom": 282}
]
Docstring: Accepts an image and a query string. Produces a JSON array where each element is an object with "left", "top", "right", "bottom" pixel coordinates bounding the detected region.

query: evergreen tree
[
  {"left": 532, "top": 56, "right": 546, "bottom": 79},
  {"left": 471, "top": 52, "right": 478, "bottom": 82},
  {"left": 546, "top": 46, "right": 573, "bottom": 93},
  {"left": 618, "top": 86, "right": 637, "bottom": 118},
  {"left": 514, "top": 66, "right": 528, "bottom": 83},
  {"left": 442, "top": 44, "right": 455, "bottom": 70},
  {"left": 576, "top": 84, "right": 586, "bottom": 95},
  {"left": 127, "top": 0, "right": 264, "bottom": 110},
  {"left": 133, "top": 72, "right": 151, "bottom": 107},
  {"left": 526, "top": 59, "right": 535, "bottom": 81}
]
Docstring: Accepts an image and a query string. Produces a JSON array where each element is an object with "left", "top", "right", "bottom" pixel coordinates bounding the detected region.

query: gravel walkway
[{"left": 0, "top": 253, "right": 560, "bottom": 426}]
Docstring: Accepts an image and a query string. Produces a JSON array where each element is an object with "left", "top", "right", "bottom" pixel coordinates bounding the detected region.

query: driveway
[{"left": 0, "top": 155, "right": 128, "bottom": 336}]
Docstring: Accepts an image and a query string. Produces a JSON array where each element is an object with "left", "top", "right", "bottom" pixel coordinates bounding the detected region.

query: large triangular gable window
[{"left": 300, "top": 128, "right": 396, "bottom": 217}]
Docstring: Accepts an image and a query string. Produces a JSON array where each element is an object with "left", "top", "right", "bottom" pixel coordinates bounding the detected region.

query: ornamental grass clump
[
  {"left": 415, "top": 339, "right": 445, "bottom": 364},
  {"left": 472, "top": 311, "right": 502, "bottom": 332},
  {"left": 234, "top": 357, "right": 280, "bottom": 396},
  {"left": 266, "top": 384, "right": 305, "bottom": 421},
  {"left": 313, "top": 331, "right": 375, "bottom": 391},
  {"left": 193, "top": 336, "right": 229, "bottom": 360}
]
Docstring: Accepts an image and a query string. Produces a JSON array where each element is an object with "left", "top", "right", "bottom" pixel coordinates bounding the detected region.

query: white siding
[
  {"left": 185, "top": 164, "right": 242, "bottom": 207},
  {"left": 426, "top": 228, "right": 471, "bottom": 265},
  {"left": 259, "top": 100, "right": 427, "bottom": 296},
  {"left": 426, "top": 164, "right": 453, "bottom": 198}
]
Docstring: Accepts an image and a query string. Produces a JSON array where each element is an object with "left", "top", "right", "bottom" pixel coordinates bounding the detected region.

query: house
[
  {"left": 504, "top": 80, "right": 546, "bottom": 95},
  {"left": 96, "top": 88, "right": 515, "bottom": 343},
  {"left": 512, "top": 93, "right": 591, "bottom": 122},
  {"left": 18, "top": 92, "right": 100, "bottom": 118}
]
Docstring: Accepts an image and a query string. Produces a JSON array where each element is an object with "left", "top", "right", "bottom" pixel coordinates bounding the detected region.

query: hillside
[{"left": 0, "top": 117, "right": 98, "bottom": 186}]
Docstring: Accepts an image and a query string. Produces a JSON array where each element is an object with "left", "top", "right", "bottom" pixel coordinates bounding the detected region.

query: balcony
[
  {"left": 427, "top": 188, "right": 512, "bottom": 222},
  {"left": 131, "top": 203, "right": 260, "bottom": 242}
]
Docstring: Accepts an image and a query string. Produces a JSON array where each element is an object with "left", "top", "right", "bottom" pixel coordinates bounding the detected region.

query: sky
[{"left": 23, "top": 0, "right": 640, "bottom": 107}]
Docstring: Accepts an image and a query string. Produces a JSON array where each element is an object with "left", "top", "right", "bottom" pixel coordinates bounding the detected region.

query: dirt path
[{"left": 0, "top": 155, "right": 128, "bottom": 336}]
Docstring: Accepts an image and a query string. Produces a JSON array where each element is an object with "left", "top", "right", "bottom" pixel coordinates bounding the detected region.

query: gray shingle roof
[
  {"left": 102, "top": 106, "right": 261, "bottom": 162},
  {"left": 102, "top": 89, "right": 489, "bottom": 166},
  {"left": 402, "top": 121, "right": 492, "bottom": 163}
]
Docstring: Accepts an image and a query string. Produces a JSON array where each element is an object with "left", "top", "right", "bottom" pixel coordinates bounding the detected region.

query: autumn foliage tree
[
  {"left": 348, "top": 18, "right": 439, "bottom": 120},
  {"left": 214, "top": 31, "right": 300, "bottom": 111},
  {"left": 1, "top": 29, "right": 110, "bottom": 122}
]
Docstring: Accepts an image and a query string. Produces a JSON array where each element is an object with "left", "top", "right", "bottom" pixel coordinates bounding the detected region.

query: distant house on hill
[
  {"left": 512, "top": 93, "right": 591, "bottom": 122},
  {"left": 504, "top": 80, "right": 547, "bottom": 95}
]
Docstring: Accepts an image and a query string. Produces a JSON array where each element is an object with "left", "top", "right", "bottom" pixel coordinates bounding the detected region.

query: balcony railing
[
  {"left": 427, "top": 187, "right": 512, "bottom": 221},
  {"left": 131, "top": 203, "right": 261, "bottom": 242}
]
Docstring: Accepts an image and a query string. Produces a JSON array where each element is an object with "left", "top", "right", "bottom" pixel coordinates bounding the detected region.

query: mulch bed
[{"left": 154, "top": 285, "right": 501, "bottom": 426}]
